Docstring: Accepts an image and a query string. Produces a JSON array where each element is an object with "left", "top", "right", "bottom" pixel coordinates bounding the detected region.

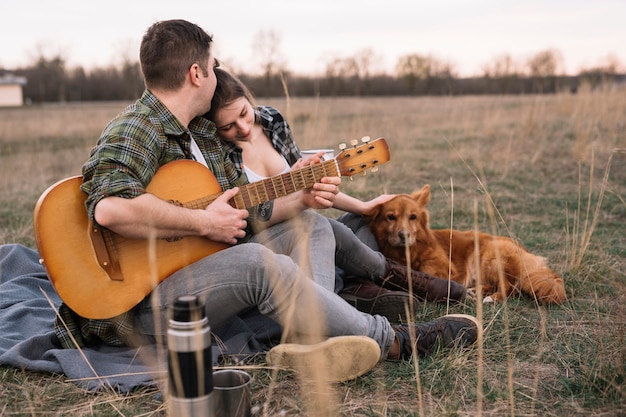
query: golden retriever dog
[{"left": 365, "top": 185, "right": 566, "bottom": 304}]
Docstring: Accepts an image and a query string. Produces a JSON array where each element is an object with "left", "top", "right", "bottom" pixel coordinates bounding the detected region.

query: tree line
[{"left": 2, "top": 46, "right": 624, "bottom": 104}]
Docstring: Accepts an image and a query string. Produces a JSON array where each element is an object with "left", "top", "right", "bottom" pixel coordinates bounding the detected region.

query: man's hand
[{"left": 202, "top": 188, "right": 249, "bottom": 245}]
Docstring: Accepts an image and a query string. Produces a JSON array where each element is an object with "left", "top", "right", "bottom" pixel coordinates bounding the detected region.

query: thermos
[{"left": 167, "top": 295, "right": 213, "bottom": 416}]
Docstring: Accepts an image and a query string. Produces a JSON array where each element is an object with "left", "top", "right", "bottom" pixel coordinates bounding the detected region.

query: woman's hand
[{"left": 302, "top": 176, "right": 341, "bottom": 209}]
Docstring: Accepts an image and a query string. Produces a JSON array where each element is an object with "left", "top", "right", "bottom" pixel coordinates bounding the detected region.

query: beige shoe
[{"left": 266, "top": 335, "right": 381, "bottom": 383}]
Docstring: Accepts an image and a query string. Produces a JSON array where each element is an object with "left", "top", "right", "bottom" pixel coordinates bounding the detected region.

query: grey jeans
[
  {"left": 331, "top": 213, "right": 386, "bottom": 285},
  {"left": 135, "top": 210, "right": 395, "bottom": 358}
]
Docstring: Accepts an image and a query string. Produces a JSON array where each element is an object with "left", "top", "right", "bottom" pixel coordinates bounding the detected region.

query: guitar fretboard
[{"left": 185, "top": 159, "right": 339, "bottom": 210}]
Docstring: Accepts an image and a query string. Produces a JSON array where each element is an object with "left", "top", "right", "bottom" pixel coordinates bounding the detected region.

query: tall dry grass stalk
[{"left": 566, "top": 147, "right": 626, "bottom": 271}]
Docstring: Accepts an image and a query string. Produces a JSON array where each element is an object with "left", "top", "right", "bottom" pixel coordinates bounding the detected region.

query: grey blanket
[{"left": 0, "top": 244, "right": 280, "bottom": 392}]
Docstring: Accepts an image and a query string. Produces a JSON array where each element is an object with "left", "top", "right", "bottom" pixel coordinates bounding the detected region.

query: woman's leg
[
  {"left": 330, "top": 217, "right": 385, "bottom": 280},
  {"left": 335, "top": 212, "right": 380, "bottom": 250}
]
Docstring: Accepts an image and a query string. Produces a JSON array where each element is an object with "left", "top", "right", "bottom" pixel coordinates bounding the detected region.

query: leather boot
[
  {"left": 391, "top": 314, "right": 479, "bottom": 359},
  {"left": 378, "top": 259, "right": 467, "bottom": 302},
  {"left": 340, "top": 277, "right": 417, "bottom": 323}
]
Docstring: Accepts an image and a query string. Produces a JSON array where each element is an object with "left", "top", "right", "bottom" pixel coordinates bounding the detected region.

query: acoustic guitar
[{"left": 34, "top": 137, "right": 390, "bottom": 319}]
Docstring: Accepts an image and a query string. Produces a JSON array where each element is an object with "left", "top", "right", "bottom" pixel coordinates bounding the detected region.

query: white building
[{"left": 0, "top": 74, "right": 27, "bottom": 106}]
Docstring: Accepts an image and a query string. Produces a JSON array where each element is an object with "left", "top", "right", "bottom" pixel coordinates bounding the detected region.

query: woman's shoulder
[{"left": 257, "top": 105, "right": 284, "bottom": 120}]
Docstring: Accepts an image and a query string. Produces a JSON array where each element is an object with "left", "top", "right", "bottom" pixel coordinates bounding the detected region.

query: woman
[{"left": 204, "top": 68, "right": 466, "bottom": 319}]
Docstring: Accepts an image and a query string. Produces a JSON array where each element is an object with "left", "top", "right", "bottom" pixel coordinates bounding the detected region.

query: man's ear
[{"left": 189, "top": 63, "right": 202, "bottom": 86}]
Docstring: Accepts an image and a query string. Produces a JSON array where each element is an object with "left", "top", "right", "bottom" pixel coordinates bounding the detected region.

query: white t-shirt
[
  {"left": 189, "top": 135, "right": 208, "bottom": 167},
  {"left": 243, "top": 156, "right": 291, "bottom": 182}
]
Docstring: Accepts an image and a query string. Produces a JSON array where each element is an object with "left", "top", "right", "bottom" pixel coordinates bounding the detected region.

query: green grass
[{"left": 1, "top": 92, "right": 625, "bottom": 416}]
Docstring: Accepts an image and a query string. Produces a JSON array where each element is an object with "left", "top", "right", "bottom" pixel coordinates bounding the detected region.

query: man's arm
[{"left": 94, "top": 188, "right": 249, "bottom": 245}]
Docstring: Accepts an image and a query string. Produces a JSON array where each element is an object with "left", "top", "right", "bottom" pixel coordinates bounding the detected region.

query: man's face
[{"left": 204, "top": 53, "right": 218, "bottom": 105}]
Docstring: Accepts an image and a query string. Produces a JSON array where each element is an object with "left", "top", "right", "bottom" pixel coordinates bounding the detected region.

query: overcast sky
[{"left": 1, "top": 0, "right": 624, "bottom": 77}]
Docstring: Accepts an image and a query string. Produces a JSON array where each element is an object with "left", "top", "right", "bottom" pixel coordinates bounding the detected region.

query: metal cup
[
  {"left": 301, "top": 149, "right": 335, "bottom": 161},
  {"left": 210, "top": 369, "right": 252, "bottom": 417}
]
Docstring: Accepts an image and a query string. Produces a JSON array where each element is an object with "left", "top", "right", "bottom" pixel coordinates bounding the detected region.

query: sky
[{"left": 1, "top": 0, "right": 624, "bottom": 77}]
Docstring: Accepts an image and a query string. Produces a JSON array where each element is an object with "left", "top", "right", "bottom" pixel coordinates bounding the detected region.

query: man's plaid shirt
[{"left": 55, "top": 89, "right": 250, "bottom": 348}]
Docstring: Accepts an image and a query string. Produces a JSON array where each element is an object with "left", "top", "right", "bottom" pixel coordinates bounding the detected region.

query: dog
[{"left": 364, "top": 185, "right": 566, "bottom": 304}]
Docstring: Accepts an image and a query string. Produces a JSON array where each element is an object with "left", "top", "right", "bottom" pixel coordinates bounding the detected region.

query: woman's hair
[
  {"left": 140, "top": 19, "right": 213, "bottom": 91},
  {"left": 205, "top": 67, "right": 255, "bottom": 121}
]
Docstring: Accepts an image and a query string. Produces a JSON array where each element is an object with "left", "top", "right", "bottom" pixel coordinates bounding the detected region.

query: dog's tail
[{"left": 521, "top": 255, "right": 566, "bottom": 304}]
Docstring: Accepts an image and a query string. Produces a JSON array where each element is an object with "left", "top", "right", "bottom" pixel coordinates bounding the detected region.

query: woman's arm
[{"left": 333, "top": 192, "right": 396, "bottom": 215}]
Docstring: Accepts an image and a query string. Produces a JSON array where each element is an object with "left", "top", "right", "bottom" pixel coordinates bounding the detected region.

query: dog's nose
[{"left": 398, "top": 230, "right": 408, "bottom": 244}]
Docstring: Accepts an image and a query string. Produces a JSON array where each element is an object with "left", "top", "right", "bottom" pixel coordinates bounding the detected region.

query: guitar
[{"left": 34, "top": 137, "right": 390, "bottom": 319}]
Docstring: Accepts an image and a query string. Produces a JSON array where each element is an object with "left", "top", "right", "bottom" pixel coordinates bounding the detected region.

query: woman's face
[{"left": 213, "top": 97, "right": 255, "bottom": 143}]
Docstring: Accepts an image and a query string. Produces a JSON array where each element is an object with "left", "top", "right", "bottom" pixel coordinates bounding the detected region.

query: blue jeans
[{"left": 135, "top": 210, "right": 396, "bottom": 359}]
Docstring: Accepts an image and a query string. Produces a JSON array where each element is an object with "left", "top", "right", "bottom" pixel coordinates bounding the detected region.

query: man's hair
[
  {"left": 205, "top": 67, "right": 255, "bottom": 121},
  {"left": 140, "top": 19, "right": 213, "bottom": 91}
]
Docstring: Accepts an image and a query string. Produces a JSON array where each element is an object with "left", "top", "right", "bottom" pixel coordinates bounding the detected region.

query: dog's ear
[
  {"left": 410, "top": 184, "right": 431, "bottom": 207},
  {"left": 363, "top": 194, "right": 398, "bottom": 220},
  {"left": 363, "top": 202, "right": 383, "bottom": 223}
]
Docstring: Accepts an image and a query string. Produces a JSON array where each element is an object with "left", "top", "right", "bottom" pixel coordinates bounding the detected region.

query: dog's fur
[{"left": 365, "top": 185, "right": 566, "bottom": 304}]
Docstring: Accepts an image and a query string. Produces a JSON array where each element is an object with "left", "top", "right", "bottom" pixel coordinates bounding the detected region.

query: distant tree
[
  {"left": 396, "top": 54, "right": 429, "bottom": 93},
  {"left": 67, "top": 66, "right": 87, "bottom": 101},
  {"left": 323, "top": 49, "right": 375, "bottom": 95},
  {"left": 577, "top": 54, "right": 623, "bottom": 91},
  {"left": 482, "top": 53, "right": 521, "bottom": 78},
  {"left": 115, "top": 40, "right": 144, "bottom": 99},
  {"left": 21, "top": 53, "right": 68, "bottom": 102},
  {"left": 324, "top": 56, "right": 349, "bottom": 95},
  {"left": 526, "top": 48, "right": 564, "bottom": 93},
  {"left": 87, "top": 66, "right": 127, "bottom": 100},
  {"left": 481, "top": 53, "right": 523, "bottom": 93},
  {"left": 252, "top": 29, "right": 288, "bottom": 95},
  {"left": 396, "top": 53, "right": 456, "bottom": 94},
  {"left": 351, "top": 48, "right": 384, "bottom": 95},
  {"left": 322, "top": 49, "right": 382, "bottom": 96},
  {"left": 120, "top": 60, "right": 143, "bottom": 99}
]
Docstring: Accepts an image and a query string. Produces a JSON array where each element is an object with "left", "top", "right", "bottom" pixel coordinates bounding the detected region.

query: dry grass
[{"left": 1, "top": 91, "right": 625, "bottom": 416}]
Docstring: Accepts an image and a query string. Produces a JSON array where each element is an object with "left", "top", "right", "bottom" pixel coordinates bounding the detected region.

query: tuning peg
[
  {"left": 360, "top": 171, "right": 367, "bottom": 176},
  {"left": 338, "top": 143, "right": 346, "bottom": 150},
  {"left": 370, "top": 166, "right": 379, "bottom": 173},
  {"left": 350, "top": 139, "right": 358, "bottom": 147},
  {"left": 361, "top": 136, "right": 371, "bottom": 143}
]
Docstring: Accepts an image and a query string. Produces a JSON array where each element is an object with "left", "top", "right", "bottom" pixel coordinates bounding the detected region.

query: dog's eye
[
  {"left": 409, "top": 214, "right": 417, "bottom": 220},
  {"left": 387, "top": 214, "right": 396, "bottom": 221}
]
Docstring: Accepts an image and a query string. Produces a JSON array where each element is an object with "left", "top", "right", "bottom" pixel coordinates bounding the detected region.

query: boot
[
  {"left": 391, "top": 314, "right": 479, "bottom": 359},
  {"left": 379, "top": 259, "right": 467, "bottom": 302},
  {"left": 339, "top": 277, "right": 418, "bottom": 323}
]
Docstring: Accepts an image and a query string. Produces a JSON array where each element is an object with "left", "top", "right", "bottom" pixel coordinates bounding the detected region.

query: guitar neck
[{"left": 184, "top": 158, "right": 339, "bottom": 211}]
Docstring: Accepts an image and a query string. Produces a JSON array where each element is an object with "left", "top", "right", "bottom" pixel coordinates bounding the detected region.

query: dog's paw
[{"left": 465, "top": 288, "right": 477, "bottom": 300}]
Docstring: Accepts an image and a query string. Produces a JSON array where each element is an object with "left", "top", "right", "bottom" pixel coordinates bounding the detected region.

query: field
[{"left": 1, "top": 91, "right": 625, "bottom": 416}]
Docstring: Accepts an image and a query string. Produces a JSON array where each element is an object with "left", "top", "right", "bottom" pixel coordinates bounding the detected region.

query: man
[{"left": 57, "top": 19, "right": 479, "bottom": 383}]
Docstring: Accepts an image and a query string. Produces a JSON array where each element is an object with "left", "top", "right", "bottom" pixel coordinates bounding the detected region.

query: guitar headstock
[{"left": 335, "top": 136, "right": 390, "bottom": 177}]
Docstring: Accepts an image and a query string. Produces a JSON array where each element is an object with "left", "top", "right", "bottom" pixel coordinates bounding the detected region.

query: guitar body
[
  {"left": 34, "top": 160, "right": 228, "bottom": 319},
  {"left": 35, "top": 137, "right": 390, "bottom": 319}
]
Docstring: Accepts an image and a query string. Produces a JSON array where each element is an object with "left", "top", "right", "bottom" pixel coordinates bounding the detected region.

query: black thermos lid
[{"left": 171, "top": 295, "right": 206, "bottom": 322}]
